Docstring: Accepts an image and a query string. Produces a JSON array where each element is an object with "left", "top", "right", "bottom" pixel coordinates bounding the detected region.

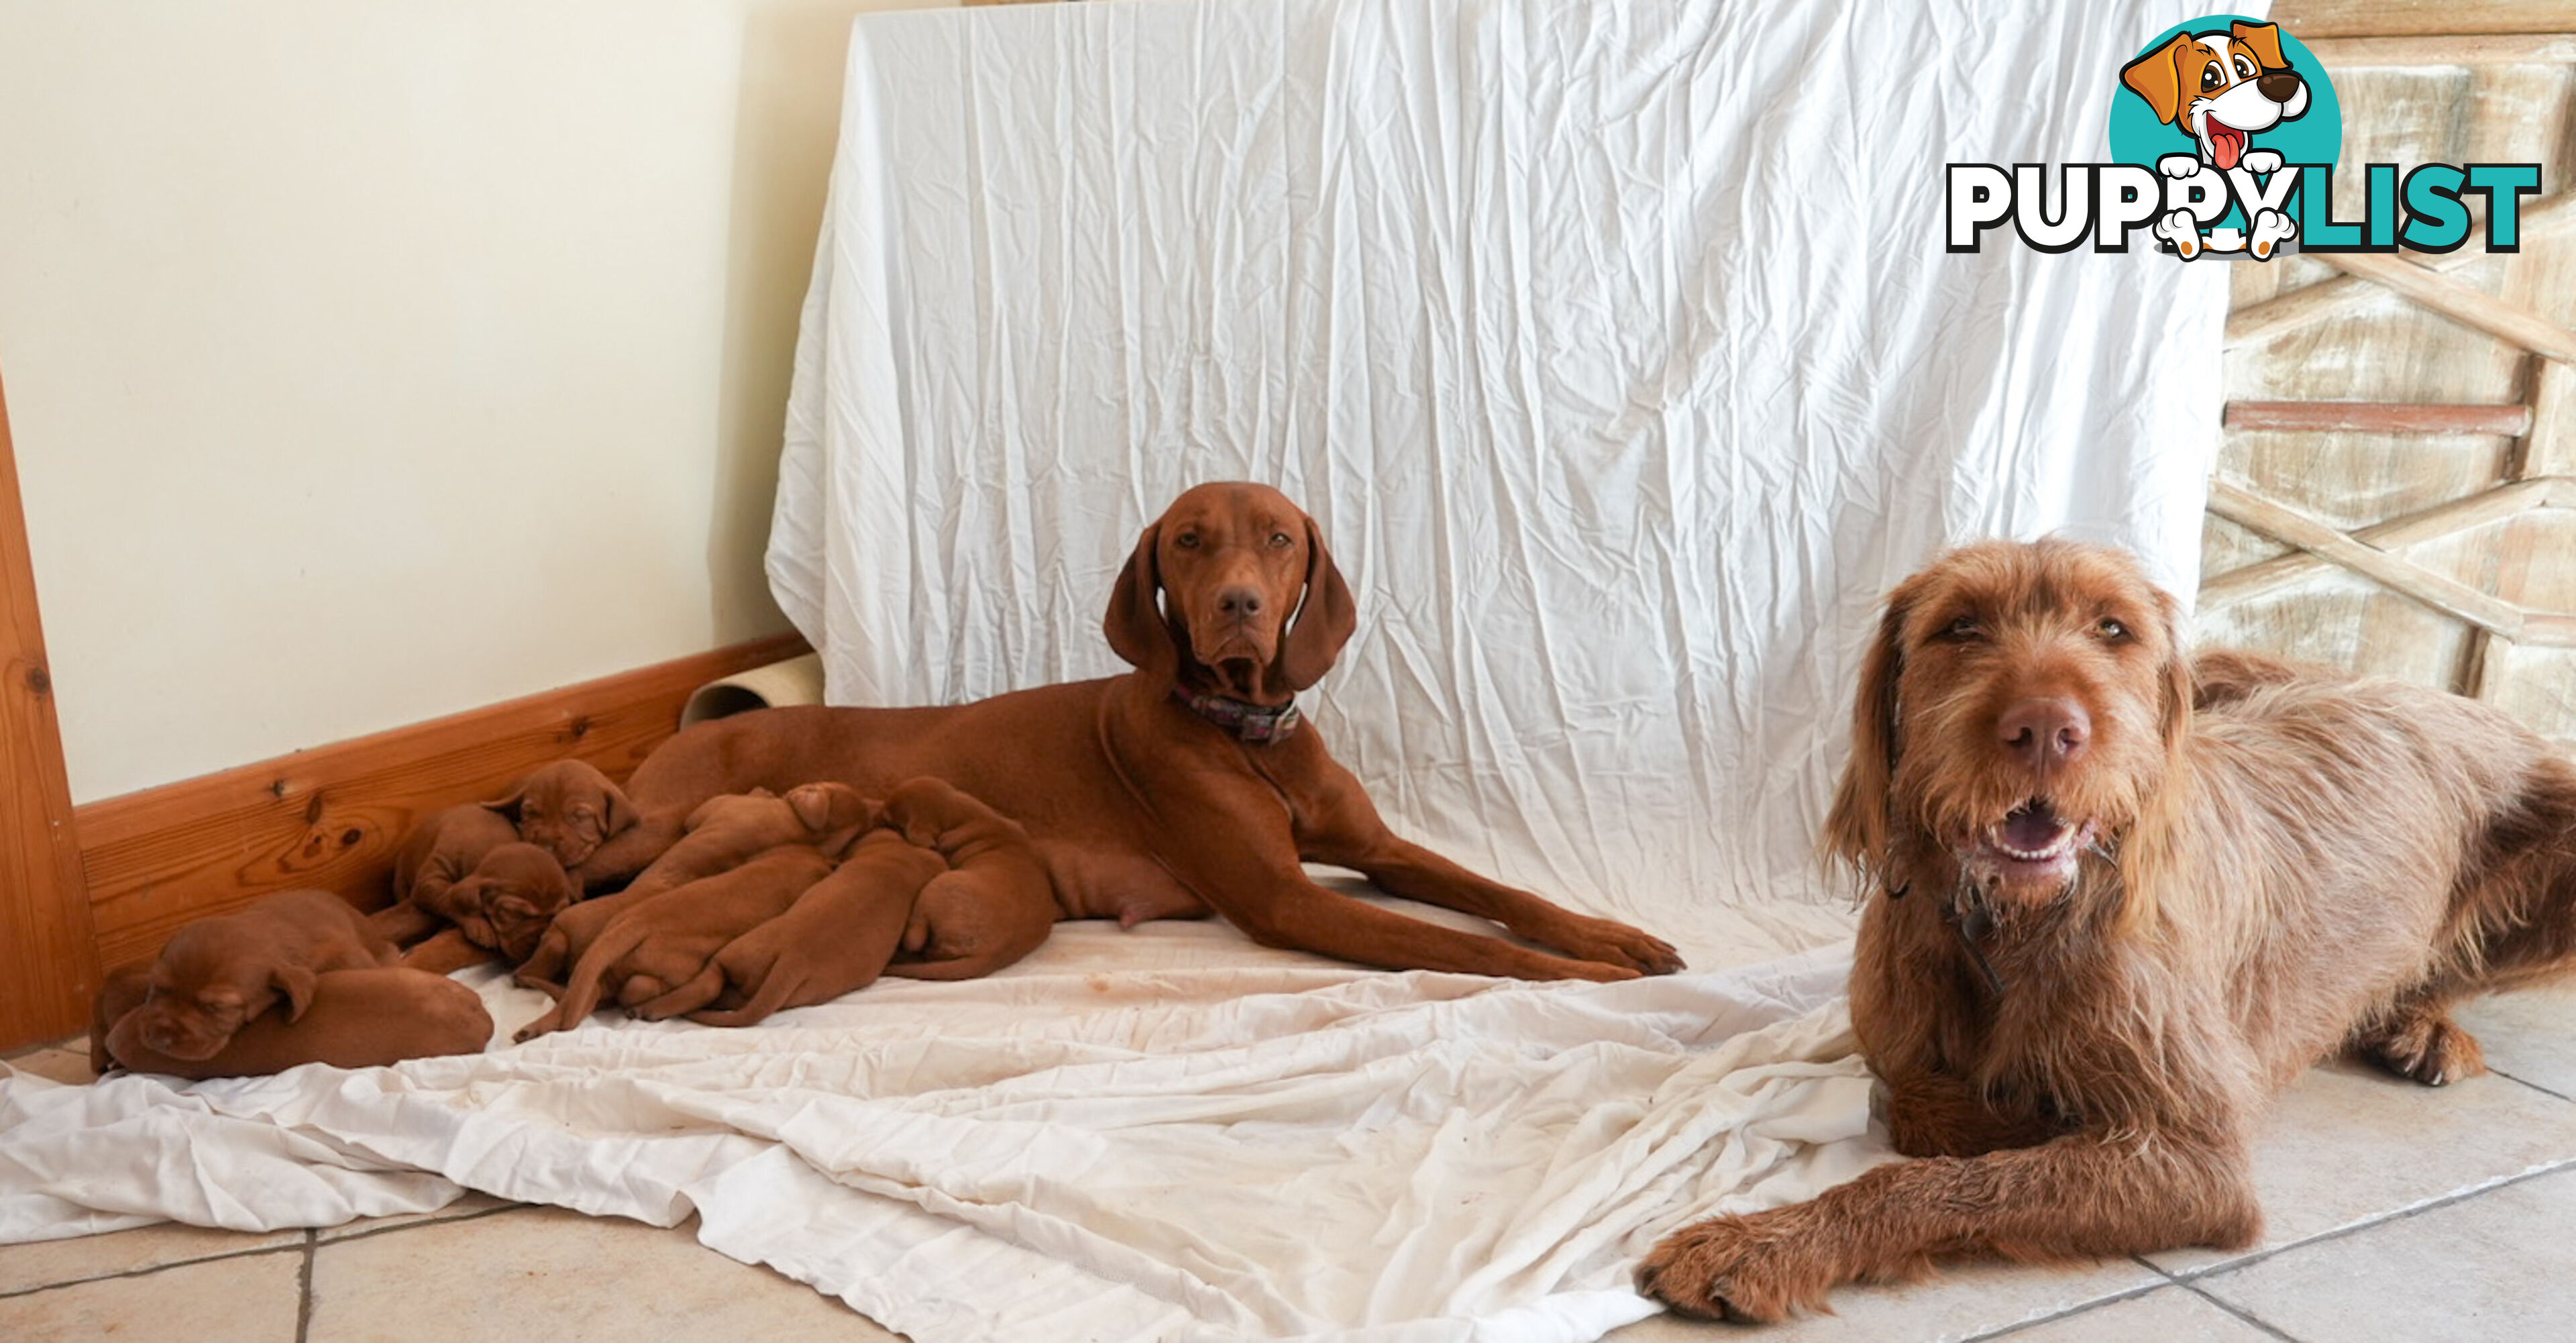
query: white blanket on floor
[
  {"left": 5, "top": 924, "right": 1872, "bottom": 1342},
  {"left": 769, "top": 0, "right": 2231, "bottom": 970}
]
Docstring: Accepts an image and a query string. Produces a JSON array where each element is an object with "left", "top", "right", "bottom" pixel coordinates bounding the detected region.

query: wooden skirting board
[{"left": 71, "top": 631, "right": 810, "bottom": 988}]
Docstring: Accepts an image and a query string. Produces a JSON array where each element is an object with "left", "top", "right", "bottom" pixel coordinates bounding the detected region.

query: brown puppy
[
  {"left": 579, "top": 483, "right": 1678, "bottom": 981},
  {"left": 1639, "top": 539, "right": 2576, "bottom": 1322},
  {"left": 635, "top": 828, "right": 948, "bottom": 1026},
  {"left": 878, "top": 775, "right": 1057, "bottom": 980},
  {"left": 486, "top": 759, "right": 640, "bottom": 873},
  {"left": 513, "top": 845, "right": 837, "bottom": 1042},
  {"left": 513, "top": 783, "right": 874, "bottom": 991},
  {"left": 105, "top": 968, "right": 492, "bottom": 1079},
  {"left": 90, "top": 962, "right": 153, "bottom": 1076},
  {"left": 398, "top": 843, "right": 586, "bottom": 975},
  {"left": 373, "top": 803, "right": 523, "bottom": 947},
  {"left": 127, "top": 890, "right": 400, "bottom": 1062}
]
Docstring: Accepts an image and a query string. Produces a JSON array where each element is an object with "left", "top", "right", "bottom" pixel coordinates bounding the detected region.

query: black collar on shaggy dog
[
  {"left": 1171, "top": 688, "right": 1303, "bottom": 743},
  {"left": 1887, "top": 875, "right": 2008, "bottom": 997}
]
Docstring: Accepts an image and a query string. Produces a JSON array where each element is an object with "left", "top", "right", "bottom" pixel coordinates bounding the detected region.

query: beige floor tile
[
  {"left": 2196, "top": 1165, "right": 2576, "bottom": 1343},
  {"left": 1999, "top": 1286, "right": 2280, "bottom": 1342},
  {"left": 309, "top": 1204, "right": 904, "bottom": 1341},
  {"left": 1606, "top": 1256, "right": 2158, "bottom": 1343},
  {"left": 0, "top": 1220, "right": 303, "bottom": 1296},
  {"left": 2, "top": 1048, "right": 95, "bottom": 1087},
  {"left": 315, "top": 1189, "right": 519, "bottom": 1243},
  {"left": 2149, "top": 1058, "right": 2576, "bottom": 1275},
  {"left": 0, "top": 1243, "right": 302, "bottom": 1342},
  {"left": 2455, "top": 985, "right": 2576, "bottom": 1099}
]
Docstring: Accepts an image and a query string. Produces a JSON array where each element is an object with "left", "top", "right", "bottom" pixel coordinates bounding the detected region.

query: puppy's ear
[
  {"left": 2119, "top": 32, "right": 2198, "bottom": 125},
  {"left": 2230, "top": 21, "right": 2288, "bottom": 70},
  {"left": 786, "top": 786, "right": 835, "bottom": 832},
  {"left": 1103, "top": 521, "right": 1180, "bottom": 689},
  {"left": 272, "top": 964, "right": 321, "bottom": 1023},
  {"left": 597, "top": 777, "right": 641, "bottom": 838},
  {"left": 1274, "top": 514, "right": 1358, "bottom": 694},
  {"left": 1821, "top": 583, "right": 1915, "bottom": 877},
  {"left": 480, "top": 782, "right": 527, "bottom": 822}
]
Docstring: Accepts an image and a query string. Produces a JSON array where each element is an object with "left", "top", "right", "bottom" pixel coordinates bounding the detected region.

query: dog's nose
[
  {"left": 1998, "top": 698, "right": 2091, "bottom": 769},
  {"left": 2257, "top": 71, "right": 2302, "bottom": 102},
  {"left": 1216, "top": 586, "right": 1265, "bottom": 621}
]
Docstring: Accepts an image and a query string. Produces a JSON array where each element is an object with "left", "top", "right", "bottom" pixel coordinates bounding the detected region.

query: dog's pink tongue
[
  {"left": 2002, "top": 804, "right": 2069, "bottom": 853},
  {"left": 2209, "top": 121, "right": 2245, "bottom": 171}
]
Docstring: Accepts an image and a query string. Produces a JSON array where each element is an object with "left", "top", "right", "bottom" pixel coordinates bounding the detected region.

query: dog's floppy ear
[
  {"left": 1823, "top": 581, "right": 1917, "bottom": 877},
  {"left": 2230, "top": 21, "right": 2288, "bottom": 71},
  {"left": 596, "top": 776, "right": 640, "bottom": 839},
  {"left": 1104, "top": 520, "right": 1181, "bottom": 689},
  {"left": 272, "top": 963, "right": 321, "bottom": 1023},
  {"left": 2153, "top": 587, "right": 2194, "bottom": 756},
  {"left": 786, "top": 784, "right": 837, "bottom": 832},
  {"left": 479, "top": 781, "right": 528, "bottom": 822},
  {"left": 2120, "top": 32, "right": 2198, "bottom": 125},
  {"left": 1273, "top": 514, "right": 1358, "bottom": 694}
]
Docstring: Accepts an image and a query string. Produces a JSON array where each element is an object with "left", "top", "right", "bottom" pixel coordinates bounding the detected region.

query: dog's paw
[
  {"left": 2153, "top": 210, "right": 2204, "bottom": 260},
  {"left": 1547, "top": 913, "right": 1686, "bottom": 975},
  {"left": 2239, "top": 148, "right": 2284, "bottom": 175},
  {"left": 2158, "top": 153, "right": 2204, "bottom": 180},
  {"left": 1638, "top": 1214, "right": 1831, "bottom": 1324},
  {"left": 2249, "top": 208, "right": 2299, "bottom": 260},
  {"left": 2366, "top": 1012, "right": 2489, "bottom": 1087}
]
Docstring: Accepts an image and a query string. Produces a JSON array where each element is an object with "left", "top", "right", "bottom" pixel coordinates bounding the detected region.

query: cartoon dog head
[{"left": 2120, "top": 21, "right": 2309, "bottom": 171}]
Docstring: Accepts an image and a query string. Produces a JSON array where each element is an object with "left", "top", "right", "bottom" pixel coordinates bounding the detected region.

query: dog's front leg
[
  {"left": 1881, "top": 1071, "right": 2065, "bottom": 1158},
  {"left": 1638, "top": 1132, "right": 2260, "bottom": 1322}
]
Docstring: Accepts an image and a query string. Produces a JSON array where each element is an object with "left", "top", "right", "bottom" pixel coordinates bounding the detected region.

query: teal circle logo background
[{"left": 2106, "top": 15, "right": 2341, "bottom": 170}]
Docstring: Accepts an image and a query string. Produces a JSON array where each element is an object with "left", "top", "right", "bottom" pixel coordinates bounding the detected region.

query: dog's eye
[
  {"left": 2233, "top": 54, "right": 2257, "bottom": 78},
  {"left": 1175, "top": 533, "right": 1201, "bottom": 550},
  {"left": 1268, "top": 531, "right": 1292, "bottom": 549},
  {"left": 2097, "top": 618, "right": 2131, "bottom": 641},
  {"left": 2201, "top": 62, "right": 2224, "bottom": 92},
  {"left": 1940, "top": 616, "right": 1981, "bottom": 642}
]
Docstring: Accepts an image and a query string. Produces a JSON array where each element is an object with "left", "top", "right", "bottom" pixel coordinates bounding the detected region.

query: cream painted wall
[{"left": 0, "top": 0, "right": 950, "bottom": 802}]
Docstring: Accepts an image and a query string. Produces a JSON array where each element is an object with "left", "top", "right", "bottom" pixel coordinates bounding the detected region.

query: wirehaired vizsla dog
[
  {"left": 1642, "top": 538, "right": 2576, "bottom": 1322},
  {"left": 582, "top": 482, "right": 1680, "bottom": 981}
]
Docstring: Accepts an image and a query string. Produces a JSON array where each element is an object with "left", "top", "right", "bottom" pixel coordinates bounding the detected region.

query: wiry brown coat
[{"left": 1642, "top": 539, "right": 2576, "bottom": 1322}]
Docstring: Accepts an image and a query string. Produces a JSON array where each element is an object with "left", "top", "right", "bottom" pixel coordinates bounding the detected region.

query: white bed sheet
[{"left": 771, "top": 0, "right": 2232, "bottom": 971}]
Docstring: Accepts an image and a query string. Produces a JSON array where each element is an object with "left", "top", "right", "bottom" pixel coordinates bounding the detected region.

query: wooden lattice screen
[{"left": 2201, "top": 11, "right": 2576, "bottom": 748}]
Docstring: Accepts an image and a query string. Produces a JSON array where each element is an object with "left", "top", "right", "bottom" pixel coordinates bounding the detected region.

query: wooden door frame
[{"left": 0, "top": 358, "right": 102, "bottom": 1049}]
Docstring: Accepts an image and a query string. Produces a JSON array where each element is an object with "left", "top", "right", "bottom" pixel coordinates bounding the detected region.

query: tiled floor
[{"left": 5, "top": 987, "right": 2573, "bottom": 1342}]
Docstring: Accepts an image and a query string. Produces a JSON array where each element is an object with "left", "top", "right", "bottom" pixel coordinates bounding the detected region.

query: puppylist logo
[{"left": 1948, "top": 15, "right": 2542, "bottom": 260}]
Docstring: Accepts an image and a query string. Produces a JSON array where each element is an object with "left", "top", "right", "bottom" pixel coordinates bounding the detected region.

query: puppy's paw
[
  {"left": 1638, "top": 1214, "right": 1832, "bottom": 1324},
  {"left": 2158, "top": 153, "right": 2204, "bottom": 180},
  {"left": 2249, "top": 208, "right": 2298, "bottom": 260},
  {"left": 2153, "top": 210, "right": 2203, "bottom": 259},
  {"left": 2239, "top": 148, "right": 2284, "bottom": 175}
]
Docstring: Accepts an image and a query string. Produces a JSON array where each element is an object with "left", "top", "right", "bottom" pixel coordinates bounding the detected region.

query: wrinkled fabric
[
  {"left": 773, "top": 0, "right": 2230, "bottom": 971},
  {"left": 10, "top": 922, "right": 1870, "bottom": 1342}
]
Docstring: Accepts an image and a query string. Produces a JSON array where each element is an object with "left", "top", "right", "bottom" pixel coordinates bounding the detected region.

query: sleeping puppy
[
  {"left": 126, "top": 890, "right": 400, "bottom": 1062},
  {"left": 105, "top": 967, "right": 492, "bottom": 1079},
  {"left": 513, "top": 845, "right": 837, "bottom": 1041},
  {"left": 89, "top": 962, "right": 153, "bottom": 1077},
  {"left": 396, "top": 843, "right": 584, "bottom": 975},
  {"left": 879, "top": 777, "right": 1057, "bottom": 980},
  {"left": 486, "top": 759, "right": 641, "bottom": 871},
  {"left": 374, "top": 802, "right": 523, "bottom": 947},
  {"left": 514, "top": 783, "right": 876, "bottom": 991},
  {"left": 632, "top": 827, "right": 948, "bottom": 1026}
]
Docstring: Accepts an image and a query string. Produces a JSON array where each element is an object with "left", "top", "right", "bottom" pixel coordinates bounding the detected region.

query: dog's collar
[
  {"left": 1892, "top": 875, "right": 2007, "bottom": 998},
  {"left": 1171, "top": 688, "right": 1303, "bottom": 744}
]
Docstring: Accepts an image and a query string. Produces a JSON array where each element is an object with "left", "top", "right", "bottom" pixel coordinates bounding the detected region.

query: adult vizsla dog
[
  {"left": 585, "top": 482, "right": 1680, "bottom": 981},
  {"left": 125, "top": 889, "right": 402, "bottom": 1062},
  {"left": 880, "top": 775, "right": 1058, "bottom": 979},
  {"left": 1640, "top": 539, "right": 2576, "bottom": 1322},
  {"left": 635, "top": 828, "right": 949, "bottom": 1026},
  {"left": 102, "top": 967, "right": 492, "bottom": 1079}
]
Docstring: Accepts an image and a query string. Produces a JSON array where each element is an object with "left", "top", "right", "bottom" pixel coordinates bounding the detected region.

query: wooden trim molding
[
  {"left": 72, "top": 631, "right": 810, "bottom": 989},
  {"left": 2272, "top": 1, "right": 2576, "bottom": 40},
  {"left": 0, "top": 362, "right": 101, "bottom": 1049}
]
